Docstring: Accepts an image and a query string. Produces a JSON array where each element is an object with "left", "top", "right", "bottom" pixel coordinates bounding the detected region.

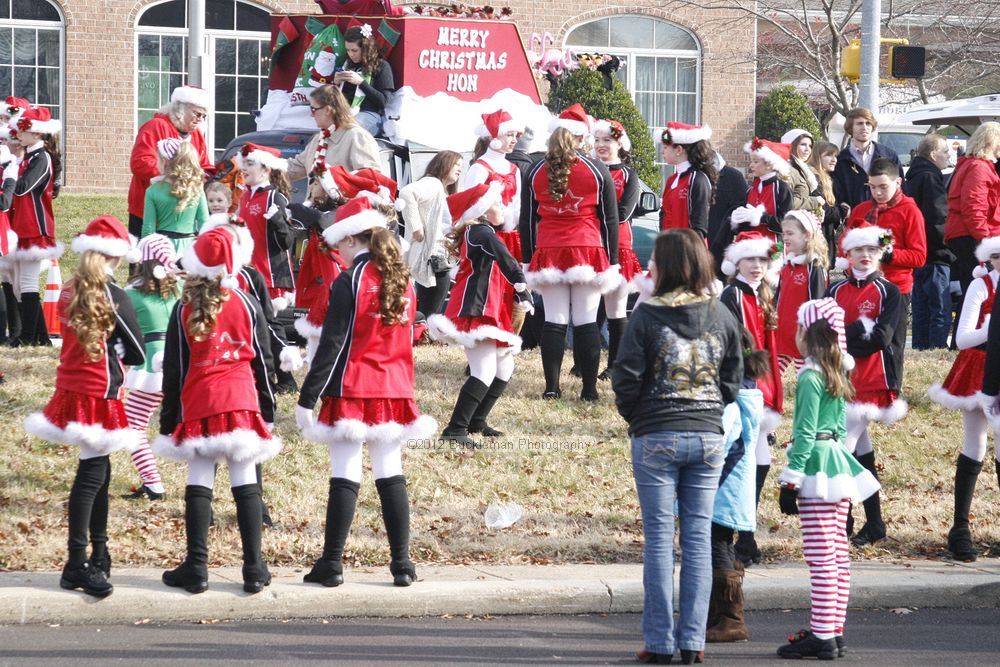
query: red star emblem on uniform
[
  {"left": 196, "top": 332, "right": 247, "bottom": 366},
  {"left": 542, "top": 188, "right": 583, "bottom": 215}
]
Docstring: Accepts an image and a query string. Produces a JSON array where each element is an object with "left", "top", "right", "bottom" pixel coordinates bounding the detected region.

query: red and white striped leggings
[
  {"left": 124, "top": 389, "right": 163, "bottom": 486},
  {"left": 799, "top": 498, "right": 851, "bottom": 640}
]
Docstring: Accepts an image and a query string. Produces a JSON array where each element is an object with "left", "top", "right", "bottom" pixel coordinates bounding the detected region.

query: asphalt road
[{"left": 2, "top": 608, "right": 999, "bottom": 665}]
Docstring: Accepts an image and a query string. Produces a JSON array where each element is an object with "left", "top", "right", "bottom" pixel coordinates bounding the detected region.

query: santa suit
[
  {"left": 775, "top": 255, "right": 828, "bottom": 363},
  {"left": 660, "top": 160, "right": 712, "bottom": 238},
  {"left": 128, "top": 114, "right": 213, "bottom": 221},
  {"left": 239, "top": 185, "right": 294, "bottom": 302},
  {"left": 733, "top": 174, "right": 791, "bottom": 243},
  {"left": 10, "top": 142, "right": 61, "bottom": 261},
  {"left": 930, "top": 271, "right": 995, "bottom": 412},
  {"left": 24, "top": 281, "right": 146, "bottom": 453}
]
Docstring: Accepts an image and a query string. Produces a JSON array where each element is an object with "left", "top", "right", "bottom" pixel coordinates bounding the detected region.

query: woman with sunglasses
[{"left": 659, "top": 122, "right": 717, "bottom": 240}]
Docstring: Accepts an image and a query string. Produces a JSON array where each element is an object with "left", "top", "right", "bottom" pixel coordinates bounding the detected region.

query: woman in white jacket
[{"left": 397, "top": 150, "right": 463, "bottom": 316}]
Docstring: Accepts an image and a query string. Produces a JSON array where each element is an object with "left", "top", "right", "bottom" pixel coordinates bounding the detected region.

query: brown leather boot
[{"left": 705, "top": 563, "right": 749, "bottom": 642}]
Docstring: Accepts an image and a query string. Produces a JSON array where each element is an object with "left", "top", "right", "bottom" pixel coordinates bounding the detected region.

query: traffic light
[
  {"left": 840, "top": 39, "right": 861, "bottom": 83},
  {"left": 889, "top": 45, "right": 926, "bottom": 78}
]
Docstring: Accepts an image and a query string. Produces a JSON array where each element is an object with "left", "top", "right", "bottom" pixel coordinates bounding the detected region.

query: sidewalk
[{"left": 2, "top": 559, "right": 999, "bottom": 626}]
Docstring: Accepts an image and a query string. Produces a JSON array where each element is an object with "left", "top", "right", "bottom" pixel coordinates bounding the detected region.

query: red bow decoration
[{"left": 750, "top": 137, "right": 765, "bottom": 151}]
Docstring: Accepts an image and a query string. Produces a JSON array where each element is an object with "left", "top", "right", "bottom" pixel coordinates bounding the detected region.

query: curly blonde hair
[
  {"left": 166, "top": 142, "right": 206, "bottom": 213},
  {"left": 182, "top": 276, "right": 230, "bottom": 341},
  {"left": 362, "top": 227, "right": 410, "bottom": 326},
  {"left": 545, "top": 127, "right": 579, "bottom": 202},
  {"left": 68, "top": 251, "right": 117, "bottom": 362}
]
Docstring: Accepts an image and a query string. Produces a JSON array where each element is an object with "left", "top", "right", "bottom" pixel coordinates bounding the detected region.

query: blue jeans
[
  {"left": 356, "top": 110, "right": 384, "bottom": 137},
  {"left": 911, "top": 263, "right": 951, "bottom": 349},
  {"left": 632, "top": 430, "right": 724, "bottom": 654}
]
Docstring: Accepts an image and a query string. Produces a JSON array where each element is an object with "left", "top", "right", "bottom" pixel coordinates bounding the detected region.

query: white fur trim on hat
[
  {"left": 237, "top": 150, "right": 287, "bottom": 173},
  {"left": 171, "top": 85, "right": 212, "bottom": 111},
  {"left": 153, "top": 431, "right": 282, "bottom": 464},
  {"left": 784, "top": 209, "right": 820, "bottom": 237},
  {"left": 181, "top": 243, "right": 239, "bottom": 282},
  {"left": 665, "top": 124, "right": 712, "bottom": 145},
  {"left": 975, "top": 237, "right": 1000, "bottom": 263},
  {"left": 548, "top": 116, "right": 589, "bottom": 137},
  {"left": 24, "top": 412, "right": 140, "bottom": 454},
  {"left": 462, "top": 181, "right": 505, "bottom": 223},
  {"left": 722, "top": 237, "right": 774, "bottom": 277},
  {"left": 593, "top": 120, "right": 632, "bottom": 152},
  {"left": 200, "top": 213, "right": 232, "bottom": 234},
  {"left": 322, "top": 209, "right": 388, "bottom": 247},
  {"left": 744, "top": 141, "right": 790, "bottom": 176},
  {"left": 840, "top": 226, "right": 889, "bottom": 253},
  {"left": 524, "top": 264, "right": 622, "bottom": 293},
  {"left": 19, "top": 118, "right": 61, "bottom": 135},
  {"left": 302, "top": 415, "right": 437, "bottom": 445},
  {"left": 71, "top": 234, "right": 132, "bottom": 258},
  {"left": 427, "top": 314, "right": 523, "bottom": 354}
]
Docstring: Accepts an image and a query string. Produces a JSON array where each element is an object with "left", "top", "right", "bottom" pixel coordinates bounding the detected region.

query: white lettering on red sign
[
  {"left": 418, "top": 49, "right": 508, "bottom": 71},
  {"left": 447, "top": 73, "right": 479, "bottom": 92},
  {"left": 437, "top": 27, "right": 490, "bottom": 48}
]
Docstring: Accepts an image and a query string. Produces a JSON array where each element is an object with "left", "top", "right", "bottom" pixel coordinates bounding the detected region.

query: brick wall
[{"left": 56, "top": 0, "right": 754, "bottom": 193}]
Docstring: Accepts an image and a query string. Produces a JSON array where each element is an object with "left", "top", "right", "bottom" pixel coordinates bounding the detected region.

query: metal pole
[
  {"left": 187, "top": 0, "right": 205, "bottom": 87},
  {"left": 858, "top": 0, "right": 880, "bottom": 114}
]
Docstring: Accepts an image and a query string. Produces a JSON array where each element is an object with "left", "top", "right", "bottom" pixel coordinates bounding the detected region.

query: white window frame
[{"left": 0, "top": 0, "right": 65, "bottom": 122}]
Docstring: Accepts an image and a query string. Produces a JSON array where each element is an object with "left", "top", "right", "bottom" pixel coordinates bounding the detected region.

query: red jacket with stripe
[
  {"left": 660, "top": 167, "right": 711, "bottom": 237},
  {"left": 719, "top": 279, "right": 783, "bottom": 413},
  {"left": 11, "top": 144, "right": 55, "bottom": 244}
]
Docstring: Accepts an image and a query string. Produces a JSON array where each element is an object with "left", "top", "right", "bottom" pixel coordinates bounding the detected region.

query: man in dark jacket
[
  {"left": 833, "top": 107, "right": 905, "bottom": 209},
  {"left": 903, "top": 133, "right": 952, "bottom": 349},
  {"left": 708, "top": 151, "right": 749, "bottom": 278}
]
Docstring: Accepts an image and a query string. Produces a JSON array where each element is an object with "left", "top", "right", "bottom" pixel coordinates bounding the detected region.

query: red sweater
[
  {"left": 944, "top": 156, "right": 1000, "bottom": 242},
  {"left": 847, "top": 194, "right": 927, "bottom": 294}
]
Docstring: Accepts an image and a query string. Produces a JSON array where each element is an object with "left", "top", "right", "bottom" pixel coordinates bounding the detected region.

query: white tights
[
  {"left": 603, "top": 281, "right": 630, "bottom": 320},
  {"left": 14, "top": 259, "right": 43, "bottom": 298},
  {"left": 536, "top": 283, "right": 602, "bottom": 325},
  {"left": 187, "top": 456, "right": 257, "bottom": 489},
  {"left": 328, "top": 439, "right": 403, "bottom": 483},
  {"left": 961, "top": 409, "right": 998, "bottom": 462},
  {"left": 466, "top": 340, "right": 515, "bottom": 384},
  {"left": 846, "top": 415, "right": 873, "bottom": 456},
  {"left": 755, "top": 428, "right": 772, "bottom": 466}
]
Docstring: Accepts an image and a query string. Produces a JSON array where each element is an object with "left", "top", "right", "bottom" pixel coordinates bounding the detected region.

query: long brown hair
[
  {"left": 310, "top": 85, "right": 358, "bottom": 129},
  {"left": 730, "top": 270, "right": 778, "bottom": 330},
  {"left": 129, "top": 259, "right": 180, "bottom": 299},
  {"left": 802, "top": 319, "right": 854, "bottom": 399},
  {"left": 545, "top": 127, "right": 579, "bottom": 201},
  {"left": 344, "top": 27, "right": 384, "bottom": 74},
  {"left": 809, "top": 141, "right": 837, "bottom": 206},
  {"left": 183, "top": 276, "right": 230, "bottom": 341},
  {"left": 470, "top": 135, "right": 491, "bottom": 163},
  {"left": 43, "top": 133, "right": 62, "bottom": 198},
  {"left": 361, "top": 227, "right": 410, "bottom": 326},
  {"left": 68, "top": 251, "right": 116, "bottom": 362},
  {"left": 424, "top": 149, "right": 463, "bottom": 195},
  {"left": 269, "top": 169, "right": 292, "bottom": 199},
  {"left": 687, "top": 140, "right": 719, "bottom": 197},
  {"left": 651, "top": 229, "right": 714, "bottom": 296}
]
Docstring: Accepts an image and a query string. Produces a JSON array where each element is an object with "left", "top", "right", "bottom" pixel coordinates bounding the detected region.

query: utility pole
[
  {"left": 858, "top": 0, "right": 880, "bottom": 114},
  {"left": 188, "top": 0, "right": 205, "bottom": 87}
]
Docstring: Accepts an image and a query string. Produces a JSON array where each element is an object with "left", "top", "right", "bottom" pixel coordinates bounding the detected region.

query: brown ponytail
[
  {"left": 758, "top": 279, "right": 778, "bottom": 331},
  {"left": 270, "top": 169, "right": 292, "bottom": 200},
  {"left": 43, "top": 133, "right": 62, "bottom": 198},
  {"left": 68, "top": 251, "right": 116, "bottom": 362},
  {"left": 183, "top": 276, "right": 230, "bottom": 341},
  {"left": 545, "top": 127, "right": 579, "bottom": 201},
  {"left": 363, "top": 227, "right": 410, "bottom": 326}
]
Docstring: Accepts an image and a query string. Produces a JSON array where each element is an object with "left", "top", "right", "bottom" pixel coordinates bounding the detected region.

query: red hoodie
[{"left": 847, "top": 193, "right": 927, "bottom": 294}]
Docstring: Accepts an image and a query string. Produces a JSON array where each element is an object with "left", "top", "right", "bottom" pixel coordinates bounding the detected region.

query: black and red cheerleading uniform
[
  {"left": 429, "top": 223, "right": 530, "bottom": 351},
  {"left": 298, "top": 252, "right": 436, "bottom": 443},
  {"left": 660, "top": 161, "right": 711, "bottom": 237},
  {"left": 608, "top": 163, "right": 643, "bottom": 286},
  {"left": 735, "top": 175, "right": 791, "bottom": 243},
  {"left": 720, "top": 279, "right": 783, "bottom": 425},
  {"left": 775, "top": 256, "right": 828, "bottom": 362},
  {"left": 239, "top": 185, "right": 294, "bottom": 303},
  {"left": 11, "top": 142, "right": 61, "bottom": 260}
]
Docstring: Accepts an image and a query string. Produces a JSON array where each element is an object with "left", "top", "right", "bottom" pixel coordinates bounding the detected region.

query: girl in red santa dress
[
  {"left": 429, "top": 182, "right": 533, "bottom": 448},
  {"left": 659, "top": 121, "right": 716, "bottom": 238},
  {"left": 593, "top": 119, "right": 642, "bottom": 378},
  {"left": 928, "top": 236, "right": 1000, "bottom": 562},
  {"left": 463, "top": 109, "right": 524, "bottom": 257},
  {"left": 7, "top": 104, "right": 62, "bottom": 346},
  {"left": 776, "top": 210, "right": 830, "bottom": 372},
  {"left": 296, "top": 197, "right": 436, "bottom": 588},
  {"left": 24, "top": 216, "right": 145, "bottom": 598},
  {"left": 154, "top": 226, "right": 280, "bottom": 595},
  {"left": 719, "top": 231, "right": 783, "bottom": 566},
  {"left": 730, "top": 138, "right": 793, "bottom": 244},
  {"left": 521, "top": 104, "right": 619, "bottom": 401}
]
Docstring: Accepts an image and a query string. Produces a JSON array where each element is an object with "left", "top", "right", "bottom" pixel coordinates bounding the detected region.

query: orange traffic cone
[{"left": 43, "top": 259, "right": 62, "bottom": 338}]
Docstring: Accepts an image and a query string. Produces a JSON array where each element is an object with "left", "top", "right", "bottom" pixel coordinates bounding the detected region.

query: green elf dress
[
  {"left": 124, "top": 285, "right": 180, "bottom": 393},
  {"left": 141, "top": 177, "right": 209, "bottom": 255},
  {"left": 778, "top": 360, "right": 880, "bottom": 502}
]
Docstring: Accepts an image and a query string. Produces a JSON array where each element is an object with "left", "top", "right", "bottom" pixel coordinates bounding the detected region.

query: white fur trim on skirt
[
  {"left": 426, "top": 314, "right": 522, "bottom": 353},
  {"left": 294, "top": 315, "right": 323, "bottom": 340},
  {"left": 152, "top": 431, "right": 283, "bottom": 464},
  {"left": 799, "top": 470, "right": 881, "bottom": 504},
  {"left": 302, "top": 414, "right": 438, "bottom": 445},
  {"left": 760, "top": 407, "right": 783, "bottom": 435},
  {"left": 124, "top": 368, "right": 164, "bottom": 393},
  {"left": 846, "top": 398, "right": 908, "bottom": 425},
  {"left": 927, "top": 383, "right": 982, "bottom": 412},
  {"left": 11, "top": 241, "right": 64, "bottom": 261},
  {"left": 24, "top": 412, "right": 141, "bottom": 454},
  {"left": 525, "top": 264, "right": 621, "bottom": 293}
]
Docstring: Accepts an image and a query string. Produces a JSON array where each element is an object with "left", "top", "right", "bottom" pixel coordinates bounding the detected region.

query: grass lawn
[{"left": 1, "top": 195, "right": 998, "bottom": 571}]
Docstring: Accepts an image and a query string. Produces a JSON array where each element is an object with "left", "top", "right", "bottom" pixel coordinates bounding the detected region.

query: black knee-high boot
[
  {"left": 162, "top": 485, "right": 213, "bottom": 593},
  {"left": 89, "top": 457, "right": 112, "bottom": 576},
  {"left": 33, "top": 292, "right": 50, "bottom": 346},
  {"left": 540, "top": 322, "right": 568, "bottom": 397},
  {"left": 60, "top": 456, "right": 114, "bottom": 597},
  {"left": 18, "top": 292, "right": 39, "bottom": 346},
  {"left": 442, "top": 377, "right": 490, "bottom": 448},
  {"left": 255, "top": 463, "right": 273, "bottom": 527},
  {"left": 375, "top": 475, "right": 416, "bottom": 586},
  {"left": 233, "top": 483, "right": 270, "bottom": 593},
  {"left": 2, "top": 282, "right": 19, "bottom": 343},
  {"left": 601, "top": 317, "right": 628, "bottom": 379},
  {"left": 574, "top": 322, "right": 602, "bottom": 401},
  {"left": 304, "top": 477, "right": 360, "bottom": 587},
  {"left": 468, "top": 378, "right": 509, "bottom": 436},
  {"left": 948, "top": 454, "right": 983, "bottom": 561},
  {"left": 851, "top": 451, "right": 886, "bottom": 546}
]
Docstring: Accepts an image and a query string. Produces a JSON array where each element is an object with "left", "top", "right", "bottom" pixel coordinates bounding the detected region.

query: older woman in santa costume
[{"left": 521, "top": 103, "right": 619, "bottom": 401}]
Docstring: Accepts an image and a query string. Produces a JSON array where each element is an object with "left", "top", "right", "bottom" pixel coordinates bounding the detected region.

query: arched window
[
  {"left": 136, "top": 0, "right": 271, "bottom": 158},
  {"left": 0, "top": 0, "right": 64, "bottom": 119}
]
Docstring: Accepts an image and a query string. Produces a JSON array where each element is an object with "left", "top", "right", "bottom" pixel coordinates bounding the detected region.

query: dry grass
[{"left": 2, "top": 195, "right": 998, "bottom": 571}]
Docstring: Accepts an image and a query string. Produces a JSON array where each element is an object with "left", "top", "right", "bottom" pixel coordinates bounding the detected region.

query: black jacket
[
  {"left": 343, "top": 60, "right": 394, "bottom": 115},
  {"left": 708, "top": 165, "right": 749, "bottom": 275},
  {"left": 611, "top": 295, "right": 743, "bottom": 436},
  {"left": 833, "top": 141, "right": 905, "bottom": 209},
  {"left": 903, "top": 155, "right": 952, "bottom": 264}
]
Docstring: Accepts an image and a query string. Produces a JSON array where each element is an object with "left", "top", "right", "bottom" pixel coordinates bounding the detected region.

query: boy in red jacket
[{"left": 843, "top": 158, "right": 927, "bottom": 365}]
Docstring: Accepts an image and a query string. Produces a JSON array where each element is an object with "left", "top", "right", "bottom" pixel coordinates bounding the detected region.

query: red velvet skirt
[
  {"left": 170, "top": 410, "right": 272, "bottom": 444},
  {"left": 940, "top": 348, "right": 985, "bottom": 397},
  {"left": 318, "top": 396, "right": 421, "bottom": 427},
  {"left": 528, "top": 246, "right": 610, "bottom": 273},
  {"left": 42, "top": 388, "right": 129, "bottom": 431}
]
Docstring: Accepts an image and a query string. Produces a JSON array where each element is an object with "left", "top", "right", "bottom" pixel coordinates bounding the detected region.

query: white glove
[
  {"left": 858, "top": 316, "right": 876, "bottom": 337},
  {"left": 114, "top": 341, "right": 126, "bottom": 359},
  {"left": 295, "top": 405, "right": 316, "bottom": 431},
  {"left": 151, "top": 351, "right": 164, "bottom": 373},
  {"left": 279, "top": 345, "right": 304, "bottom": 372},
  {"left": 745, "top": 204, "right": 766, "bottom": 227},
  {"left": 729, "top": 205, "right": 752, "bottom": 228}
]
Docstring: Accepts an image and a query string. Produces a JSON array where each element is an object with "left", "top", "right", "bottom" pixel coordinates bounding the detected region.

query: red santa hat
[
  {"left": 834, "top": 221, "right": 892, "bottom": 270},
  {"left": 548, "top": 103, "right": 591, "bottom": 136},
  {"left": 13, "top": 106, "right": 61, "bottom": 136},
  {"left": 797, "top": 297, "right": 854, "bottom": 371},
  {"left": 341, "top": 168, "right": 397, "bottom": 206},
  {"left": 972, "top": 236, "right": 1000, "bottom": 278},
  {"left": 316, "top": 164, "right": 352, "bottom": 199},
  {"left": 447, "top": 181, "right": 505, "bottom": 223},
  {"left": 183, "top": 227, "right": 242, "bottom": 288},
  {"left": 4, "top": 96, "right": 30, "bottom": 122},
  {"left": 237, "top": 142, "right": 287, "bottom": 172},
  {"left": 593, "top": 119, "right": 631, "bottom": 152},
  {"left": 661, "top": 121, "right": 712, "bottom": 146},
  {"left": 721, "top": 230, "right": 778, "bottom": 277},
  {"left": 744, "top": 137, "right": 792, "bottom": 176},
  {"left": 157, "top": 137, "right": 182, "bottom": 160},
  {"left": 783, "top": 209, "right": 821, "bottom": 237},
  {"left": 71, "top": 215, "right": 139, "bottom": 261},
  {"left": 170, "top": 85, "right": 212, "bottom": 111},
  {"left": 477, "top": 109, "right": 524, "bottom": 151},
  {"left": 198, "top": 213, "right": 254, "bottom": 266},
  {"left": 135, "top": 233, "right": 179, "bottom": 279},
  {"left": 322, "top": 197, "right": 388, "bottom": 247}
]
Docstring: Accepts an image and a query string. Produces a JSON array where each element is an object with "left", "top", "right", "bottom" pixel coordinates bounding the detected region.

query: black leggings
[{"left": 415, "top": 269, "right": 451, "bottom": 318}]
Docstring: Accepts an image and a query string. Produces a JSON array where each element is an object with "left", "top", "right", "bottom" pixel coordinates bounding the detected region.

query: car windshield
[{"left": 877, "top": 132, "right": 924, "bottom": 168}]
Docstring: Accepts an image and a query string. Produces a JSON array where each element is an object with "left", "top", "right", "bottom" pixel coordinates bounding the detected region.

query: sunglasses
[{"left": 309, "top": 105, "right": 325, "bottom": 113}]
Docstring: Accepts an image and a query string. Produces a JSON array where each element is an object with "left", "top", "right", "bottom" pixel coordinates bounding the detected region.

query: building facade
[{"left": 8, "top": 1, "right": 755, "bottom": 193}]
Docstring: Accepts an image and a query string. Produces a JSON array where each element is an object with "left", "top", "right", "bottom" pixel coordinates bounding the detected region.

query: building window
[
  {"left": 0, "top": 0, "right": 63, "bottom": 119},
  {"left": 566, "top": 15, "right": 701, "bottom": 181},
  {"left": 136, "top": 0, "right": 271, "bottom": 158}
]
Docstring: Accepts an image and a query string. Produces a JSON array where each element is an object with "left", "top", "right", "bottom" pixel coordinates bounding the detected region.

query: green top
[
  {"left": 141, "top": 179, "right": 209, "bottom": 252},
  {"left": 787, "top": 366, "right": 847, "bottom": 474},
  {"left": 125, "top": 286, "right": 180, "bottom": 374}
]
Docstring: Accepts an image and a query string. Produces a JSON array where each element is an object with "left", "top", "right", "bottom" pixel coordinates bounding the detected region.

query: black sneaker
[
  {"left": 777, "top": 630, "right": 837, "bottom": 660},
  {"left": 162, "top": 561, "right": 209, "bottom": 594},
  {"left": 303, "top": 558, "right": 344, "bottom": 587},
  {"left": 60, "top": 561, "right": 113, "bottom": 598},
  {"left": 835, "top": 636, "right": 846, "bottom": 658},
  {"left": 121, "top": 484, "right": 165, "bottom": 501},
  {"left": 850, "top": 521, "right": 886, "bottom": 547},
  {"left": 90, "top": 552, "right": 112, "bottom": 578}
]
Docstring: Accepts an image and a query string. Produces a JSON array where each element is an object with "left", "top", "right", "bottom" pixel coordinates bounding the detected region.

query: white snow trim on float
[
  {"left": 927, "top": 383, "right": 982, "bottom": 412},
  {"left": 24, "top": 412, "right": 140, "bottom": 454},
  {"left": 426, "top": 314, "right": 522, "bottom": 353},
  {"left": 153, "top": 430, "right": 282, "bottom": 463},
  {"left": 846, "top": 398, "right": 908, "bottom": 425},
  {"left": 525, "top": 264, "right": 622, "bottom": 294},
  {"left": 302, "top": 415, "right": 438, "bottom": 445}
]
